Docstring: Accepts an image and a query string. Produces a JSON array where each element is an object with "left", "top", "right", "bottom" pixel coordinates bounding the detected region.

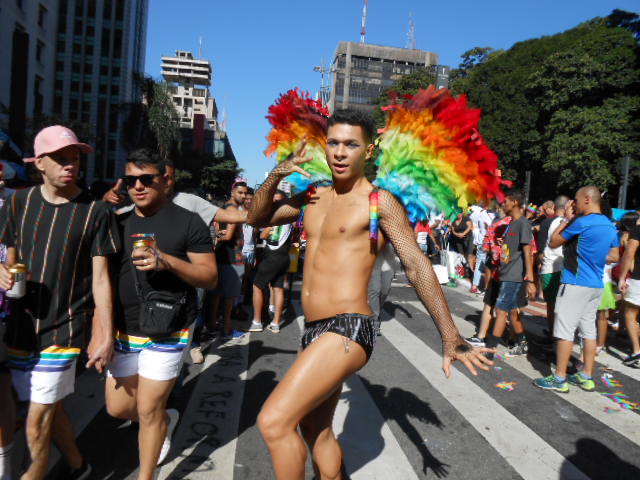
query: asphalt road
[{"left": 15, "top": 274, "right": 640, "bottom": 479}]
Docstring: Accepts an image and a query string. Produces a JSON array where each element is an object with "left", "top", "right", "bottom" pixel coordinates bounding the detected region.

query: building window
[
  {"left": 36, "top": 41, "right": 45, "bottom": 62},
  {"left": 84, "top": 64, "right": 93, "bottom": 74},
  {"left": 38, "top": 5, "right": 47, "bottom": 28},
  {"left": 86, "top": 25, "right": 94, "bottom": 37},
  {"left": 111, "top": 85, "right": 119, "bottom": 95},
  {"left": 113, "top": 30, "right": 122, "bottom": 58},
  {"left": 88, "top": 0, "right": 96, "bottom": 17},
  {"left": 101, "top": 28, "right": 111, "bottom": 56},
  {"left": 73, "top": 43, "right": 81, "bottom": 54},
  {"left": 74, "top": 19, "right": 82, "bottom": 35},
  {"left": 55, "top": 79, "right": 63, "bottom": 90},
  {"left": 115, "top": 1, "right": 124, "bottom": 20},
  {"left": 72, "top": 62, "right": 80, "bottom": 73},
  {"left": 99, "top": 84, "right": 107, "bottom": 94},
  {"left": 100, "top": 65, "right": 108, "bottom": 75},
  {"left": 34, "top": 75, "right": 43, "bottom": 114},
  {"left": 56, "top": 60, "right": 64, "bottom": 72},
  {"left": 112, "top": 67, "right": 120, "bottom": 77},
  {"left": 83, "top": 83, "right": 92, "bottom": 92},
  {"left": 85, "top": 44, "right": 93, "bottom": 55},
  {"left": 54, "top": 96, "right": 62, "bottom": 113},
  {"left": 71, "top": 81, "right": 79, "bottom": 91},
  {"left": 16, "top": 0, "right": 24, "bottom": 11},
  {"left": 56, "top": 39, "right": 65, "bottom": 53},
  {"left": 103, "top": 0, "right": 112, "bottom": 18}
]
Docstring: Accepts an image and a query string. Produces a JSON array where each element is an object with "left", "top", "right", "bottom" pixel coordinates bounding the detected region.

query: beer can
[
  {"left": 6, "top": 264, "right": 27, "bottom": 299},
  {"left": 131, "top": 233, "right": 155, "bottom": 250}
]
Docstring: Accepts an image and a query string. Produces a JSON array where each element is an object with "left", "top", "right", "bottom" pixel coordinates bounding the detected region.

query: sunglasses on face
[{"left": 122, "top": 174, "right": 161, "bottom": 188}]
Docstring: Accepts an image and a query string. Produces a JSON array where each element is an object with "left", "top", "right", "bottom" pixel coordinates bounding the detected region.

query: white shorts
[
  {"left": 8, "top": 346, "right": 80, "bottom": 404},
  {"left": 624, "top": 278, "right": 640, "bottom": 307},
  {"left": 106, "top": 329, "right": 190, "bottom": 381},
  {"left": 553, "top": 284, "right": 602, "bottom": 341}
]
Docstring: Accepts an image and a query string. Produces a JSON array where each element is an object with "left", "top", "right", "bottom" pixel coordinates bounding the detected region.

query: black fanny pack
[{"left": 132, "top": 264, "right": 186, "bottom": 338}]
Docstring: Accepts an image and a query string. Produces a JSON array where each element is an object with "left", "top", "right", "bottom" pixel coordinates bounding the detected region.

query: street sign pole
[
  {"left": 524, "top": 170, "right": 531, "bottom": 206},
  {"left": 618, "top": 156, "right": 631, "bottom": 209}
]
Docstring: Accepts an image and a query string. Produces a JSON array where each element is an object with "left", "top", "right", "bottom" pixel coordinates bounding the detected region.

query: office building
[
  {"left": 329, "top": 41, "right": 438, "bottom": 112},
  {"left": 0, "top": 0, "right": 58, "bottom": 150},
  {"left": 161, "top": 50, "right": 217, "bottom": 130},
  {"left": 52, "top": 0, "right": 149, "bottom": 181}
]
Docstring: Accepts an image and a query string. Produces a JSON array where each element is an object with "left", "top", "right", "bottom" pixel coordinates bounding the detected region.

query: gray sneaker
[
  {"left": 267, "top": 323, "right": 280, "bottom": 333},
  {"left": 506, "top": 340, "right": 528, "bottom": 357},
  {"left": 248, "top": 321, "right": 263, "bottom": 332}
]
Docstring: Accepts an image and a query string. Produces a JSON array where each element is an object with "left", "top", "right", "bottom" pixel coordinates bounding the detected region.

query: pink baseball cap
[{"left": 24, "top": 125, "right": 92, "bottom": 162}]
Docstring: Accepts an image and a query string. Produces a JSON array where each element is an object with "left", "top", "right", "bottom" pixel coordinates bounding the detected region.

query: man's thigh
[
  {"left": 10, "top": 352, "right": 78, "bottom": 405},
  {"left": 554, "top": 284, "right": 585, "bottom": 341},
  {"left": 578, "top": 287, "right": 603, "bottom": 340}
]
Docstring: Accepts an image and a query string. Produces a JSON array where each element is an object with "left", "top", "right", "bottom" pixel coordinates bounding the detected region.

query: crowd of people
[
  {"left": 422, "top": 188, "right": 640, "bottom": 391},
  {"left": 0, "top": 115, "right": 638, "bottom": 480}
]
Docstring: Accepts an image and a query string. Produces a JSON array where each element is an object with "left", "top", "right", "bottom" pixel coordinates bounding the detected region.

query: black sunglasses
[{"left": 122, "top": 174, "right": 161, "bottom": 188}]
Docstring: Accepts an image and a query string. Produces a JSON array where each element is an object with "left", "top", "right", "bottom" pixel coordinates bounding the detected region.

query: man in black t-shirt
[
  {"left": 618, "top": 220, "right": 640, "bottom": 367},
  {"left": 0, "top": 125, "right": 120, "bottom": 480},
  {"left": 104, "top": 149, "right": 217, "bottom": 476}
]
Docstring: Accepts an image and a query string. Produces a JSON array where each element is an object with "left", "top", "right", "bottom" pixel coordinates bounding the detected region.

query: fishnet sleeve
[
  {"left": 378, "top": 190, "right": 469, "bottom": 358},
  {"left": 247, "top": 162, "right": 306, "bottom": 228}
]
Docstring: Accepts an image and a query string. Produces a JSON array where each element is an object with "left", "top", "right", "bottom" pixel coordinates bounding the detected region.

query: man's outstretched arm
[
  {"left": 247, "top": 141, "right": 312, "bottom": 228},
  {"left": 378, "top": 190, "right": 494, "bottom": 377}
]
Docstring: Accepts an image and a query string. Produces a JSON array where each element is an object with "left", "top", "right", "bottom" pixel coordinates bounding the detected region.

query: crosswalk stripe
[
  {"left": 404, "top": 299, "right": 640, "bottom": 446},
  {"left": 157, "top": 335, "right": 250, "bottom": 479},
  {"left": 293, "top": 311, "right": 419, "bottom": 479},
  {"left": 382, "top": 316, "right": 590, "bottom": 480}
]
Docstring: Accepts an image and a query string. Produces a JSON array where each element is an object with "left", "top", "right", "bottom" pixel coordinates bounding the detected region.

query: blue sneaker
[
  {"left": 222, "top": 329, "right": 246, "bottom": 341},
  {"left": 533, "top": 374, "right": 569, "bottom": 393}
]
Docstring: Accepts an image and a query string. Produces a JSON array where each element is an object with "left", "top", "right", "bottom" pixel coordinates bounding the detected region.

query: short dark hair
[
  {"left": 126, "top": 148, "right": 170, "bottom": 174},
  {"left": 328, "top": 109, "right": 375, "bottom": 144},
  {"left": 620, "top": 211, "right": 639, "bottom": 232},
  {"left": 246, "top": 187, "right": 255, "bottom": 195},
  {"left": 232, "top": 181, "right": 247, "bottom": 190},
  {"left": 504, "top": 189, "right": 524, "bottom": 207},
  {"left": 275, "top": 189, "right": 287, "bottom": 198}
]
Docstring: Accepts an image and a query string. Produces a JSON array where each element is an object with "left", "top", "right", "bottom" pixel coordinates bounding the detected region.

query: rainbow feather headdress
[
  {"left": 375, "top": 86, "right": 509, "bottom": 222},
  {"left": 264, "top": 89, "right": 331, "bottom": 192},
  {"left": 264, "top": 86, "right": 508, "bottom": 222}
]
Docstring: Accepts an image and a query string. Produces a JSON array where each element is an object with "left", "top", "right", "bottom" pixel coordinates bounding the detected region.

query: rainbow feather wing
[
  {"left": 375, "top": 86, "right": 509, "bottom": 222},
  {"left": 265, "top": 89, "right": 332, "bottom": 192}
]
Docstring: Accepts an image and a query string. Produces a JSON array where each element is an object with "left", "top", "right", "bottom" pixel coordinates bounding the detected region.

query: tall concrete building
[
  {"left": 161, "top": 50, "right": 217, "bottom": 130},
  {"left": 52, "top": 0, "right": 149, "bottom": 181},
  {"left": 329, "top": 42, "right": 438, "bottom": 113},
  {"left": 0, "top": 0, "right": 58, "bottom": 150}
]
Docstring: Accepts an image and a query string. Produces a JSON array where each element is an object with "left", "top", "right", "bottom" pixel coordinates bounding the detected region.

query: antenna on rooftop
[
  {"left": 198, "top": 36, "right": 203, "bottom": 58},
  {"left": 406, "top": 12, "right": 416, "bottom": 49},
  {"left": 360, "top": 0, "right": 368, "bottom": 43}
]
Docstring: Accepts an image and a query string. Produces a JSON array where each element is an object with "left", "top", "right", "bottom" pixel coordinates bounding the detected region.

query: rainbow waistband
[
  {"left": 7, "top": 346, "right": 81, "bottom": 372},
  {"left": 114, "top": 329, "right": 190, "bottom": 353}
]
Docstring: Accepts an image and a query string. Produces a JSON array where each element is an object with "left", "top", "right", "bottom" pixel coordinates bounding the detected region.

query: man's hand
[
  {"left": 86, "top": 334, "right": 113, "bottom": 374},
  {"left": 132, "top": 247, "right": 167, "bottom": 271},
  {"left": 442, "top": 339, "right": 495, "bottom": 377},
  {"left": 0, "top": 263, "right": 14, "bottom": 291},
  {"left": 564, "top": 200, "right": 575, "bottom": 221},
  {"left": 273, "top": 139, "right": 312, "bottom": 178},
  {"left": 619, "top": 278, "right": 628, "bottom": 295},
  {"left": 103, "top": 178, "right": 125, "bottom": 206}
]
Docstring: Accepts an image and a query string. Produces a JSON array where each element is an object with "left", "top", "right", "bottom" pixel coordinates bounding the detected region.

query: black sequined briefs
[{"left": 300, "top": 313, "right": 377, "bottom": 358}]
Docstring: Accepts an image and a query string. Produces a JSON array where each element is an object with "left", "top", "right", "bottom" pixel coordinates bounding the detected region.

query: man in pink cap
[{"left": 0, "top": 125, "right": 120, "bottom": 479}]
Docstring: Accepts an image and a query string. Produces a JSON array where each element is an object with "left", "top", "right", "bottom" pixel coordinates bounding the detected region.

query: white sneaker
[
  {"left": 248, "top": 321, "right": 263, "bottom": 332},
  {"left": 157, "top": 409, "right": 179, "bottom": 465}
]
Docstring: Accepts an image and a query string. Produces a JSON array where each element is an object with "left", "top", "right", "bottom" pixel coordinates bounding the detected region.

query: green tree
[
  {"left": 447, "top": 10, "right": 640, "bottom": 203},
  {"left": 148, "top": 81, "right": 181, "bottom": 160}
]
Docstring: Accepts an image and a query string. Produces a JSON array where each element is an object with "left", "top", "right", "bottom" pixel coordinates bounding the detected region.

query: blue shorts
[{"left": 495, "top": 281, "right": 523, "bottom": 312}]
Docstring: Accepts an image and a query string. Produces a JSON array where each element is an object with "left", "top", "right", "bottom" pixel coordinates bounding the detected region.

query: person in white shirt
[
  {"left": 469, "top": 205, "right": 492, "bottom": 293},
  {"left": 539, "top": 196, "right": 569, "bottom": 342}
]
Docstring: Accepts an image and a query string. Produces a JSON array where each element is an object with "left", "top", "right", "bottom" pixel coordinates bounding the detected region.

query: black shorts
[
  {"left": 253, "top": 251, "right": 290, "bottom": 290},
  {"left": 484, "top": 278, "right": 527, "bottom": 308},
  {"left": 301, "top": 313, "right": 376, "bottom": 358}
]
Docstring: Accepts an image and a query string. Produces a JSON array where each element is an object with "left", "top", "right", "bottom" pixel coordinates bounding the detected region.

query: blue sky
[{"left": 145, "top": 1, "right": 638, "bottom": 186}]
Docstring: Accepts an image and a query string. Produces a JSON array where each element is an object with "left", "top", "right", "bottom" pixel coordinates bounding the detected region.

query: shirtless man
[{"left": 248, "top": 109, "right": 493, "bottom": 480}]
